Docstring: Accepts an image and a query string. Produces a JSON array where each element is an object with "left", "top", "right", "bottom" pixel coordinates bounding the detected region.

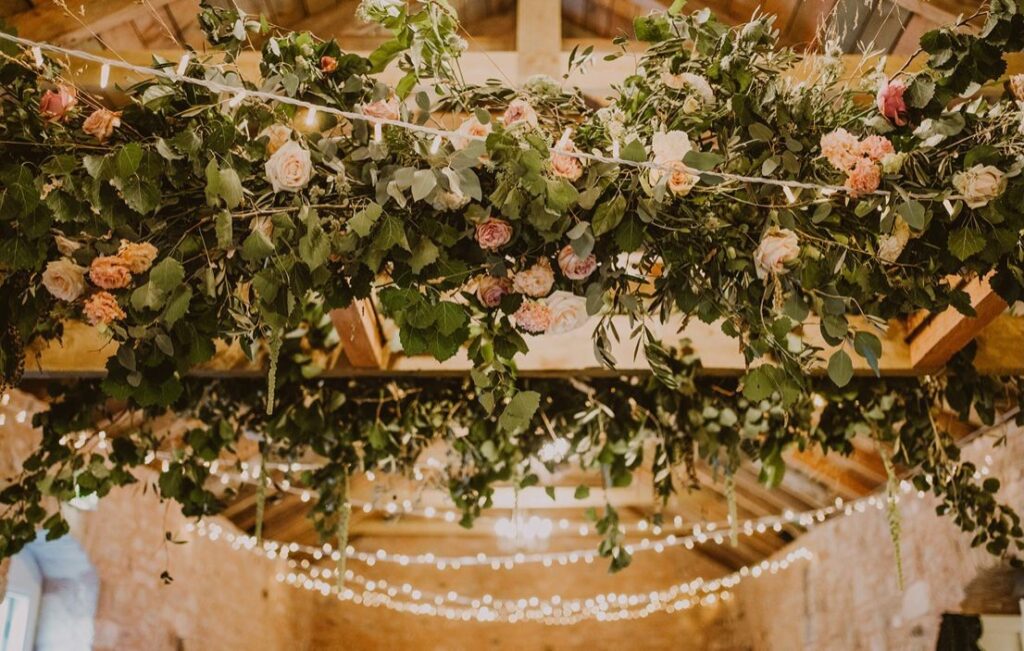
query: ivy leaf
[
  {"left": 162, "top": 286, "right": 193, "bottom": 327},
  {"left": 115, "top": 143, "right": 143, "bottom": 177},
  {"left": 110, "top": 176, "right": 160, "bottom": 215},
  {"left": 217, "top": 167, "right": 244, "bottom": 209},
  {"left": 898, "top": 199, "right": 929, "bottom": 231},
  {"left": 373, "top": 213, "right": 410, "bottom": 252},
  {"left": 241, "top": 229, "right": 275, "bottom": 261},
  {"left": 130, "top": 281, "right": 166, "bottom": 312},
  {"left": 853, "top": 331, "right": 882, "bottom": 377},
  {"left": 742, "top": 365, "right": 778, "bottom": 401},
  {"left": 592, "top": 195, "right": 626, "bottom": 237},
  {"left": 614, "top": 216, "right": 644, "bottom": 251},
  {"left": 827, "top": 349, "right": 854, "bottom": 387},
  {"left": 498, "top": 390, "right": 541, "bottom": 433},
  {"left": 411, "top": 169, "right": 436, "bottom": 201},
  {"left": 408, "top": 238, "right": 439, "bottom": 274},
  {"left": 948, "top": 228, "right": 986, "bottom": 261},
  {"left": 150, "top": 257, "right": 185, "bottom": 292},
  {"left": 435, "top": 302, "right": 468, "bottom": 336},
  {"left": 545, "top": 178, "right": 579, "bottom": 212},
  {"left": 298, "top": 224, "right": 330, "bottom": 271},
  {"left": 349, "top": 203, "right": 382, "bottom": 237}
]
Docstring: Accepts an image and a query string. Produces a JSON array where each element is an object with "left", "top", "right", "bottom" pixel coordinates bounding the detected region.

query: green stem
[{"left": 335, "top": 469, "right": 351, "bottom": 593}]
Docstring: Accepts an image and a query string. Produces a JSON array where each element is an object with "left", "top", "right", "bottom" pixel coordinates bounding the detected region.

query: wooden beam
[
  {"left": 7, "top": 0, "right": 179, "bottom": 46},
  {"left": 330, "top": 300, "right": 388, "bottom": 369},
  {"left": 891, "top": 0, "right": 982, "bottom": 28},
  {"left": 909, "top": 276, "right": 1008, "bottom": 371},
  {"left": 516, "top": 0, "right": 562, "bottom": 79},
  {"left": 785, "top": 449, "right": 875, "bottom": 500}
]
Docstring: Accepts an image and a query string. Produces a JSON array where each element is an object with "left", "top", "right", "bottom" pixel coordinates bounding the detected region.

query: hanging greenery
[{"left": 0, "top": 0, "right": 1023, "bottom": 568}]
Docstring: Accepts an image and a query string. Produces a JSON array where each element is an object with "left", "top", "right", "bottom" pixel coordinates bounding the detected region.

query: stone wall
[{"left": 734, "top": 419, "right": 1024, "bottom": 651}]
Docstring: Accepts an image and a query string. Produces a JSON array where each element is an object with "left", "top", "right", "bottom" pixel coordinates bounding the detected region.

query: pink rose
[
  {"left": 89, "top": 255, "right": 132, "bottom": 289},
  {"left": 512, "top": 258, "right": 555, "bottom": 297},
  {"left": 475, "top": 218, "right": 513, "bottom": 251},
  {"left": 876, "top": 77, "right": 908, "bottom": 127},
  {"left": 360, "top": 97, "right": 400, "bottom": 122},
  {"left": 452, "top": 115, "right": 492, "bottom": 150},
  {"left": 513, "top": 300, "right": 552, "bottom": 333},
  {"left": 557, "top": 244, "right": 597, "bottom": 280},
  {"left": 40, "top": 84, "right": 78, "bottom": 122},
  {"left": 502, "top": 99, "right": 539, "bottom": 129},
  {"left": 550, "top": 139, "right": 583, "bottom": 182},
  {"left": 845, "top": 158, "right": 881, "bottom": 197},
  {"left": 476, "top": 275, "right": 512, "bottom": 308},
  {"left": 83, "top": 291, "right": 126, "bottom": 326}
]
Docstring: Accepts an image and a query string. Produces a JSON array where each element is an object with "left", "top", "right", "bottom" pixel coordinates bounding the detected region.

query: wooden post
[
  {"left": 330, "top": 299, "right": 388, "bottom": 369},
  {"left": 516, "top": 0, "right": 562, "bottom": 80}
]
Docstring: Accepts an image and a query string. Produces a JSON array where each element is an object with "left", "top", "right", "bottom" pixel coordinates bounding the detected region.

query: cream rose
[
  {"left": 452, "top": 115, "right": 492, "bottom": 150},
  {"left": 261, "top": 124, "right": 292, "bottom": 155},
  {"left": 41, "top": 259, "right": 87, "bottom": 302},
  {"left": 475, "top": 218, "right": 513, "bottom": 251},
  {"left": 952, "top": 164, "right": 1006, "bottom": 208},
  {"left": 649, "top": 130, "right": 694, "bottom": 186},
  {"left": 557, "top": 244, "right": 597, "bottom": 280},
  {"left": 89, "top": 255, "right": 133, "bottom": 289},
  {"left": 666, "top": 161, "right": 698, "bottom": 196},
  {"left": 475, "top": 275, "right": 512, "bottom": 308},
  {"left": 265, "top": 141, "right": 313, "bottom": 193},
  {"left": 754, "top": 227, "right": 800, "bottom": 279},
  {"left": 54, "top": 235, "right": 82, "bottom": 257},
  {"left": 512, "top": 258, "right": 555, "bottom": 297},
  {"left": 545, "top": 291, "right": 589, "bottom": 335},
  {"left": 117, "top": 240, "right": 159, "bottom": 274},
  {"left": 878, "top": 217, "right": 911, "bottom": 263},
  {"left": 513, "top": 300, "right": 552, "bottom": 333},
  {"left": 82, "top": 109, "right": 122, "bottom": 143},
  {"left": 83, "top": 291, "right": 126, "bottom": 326},
  {"left": 502, "top": 99, "right": 539, "bottom": 129}
]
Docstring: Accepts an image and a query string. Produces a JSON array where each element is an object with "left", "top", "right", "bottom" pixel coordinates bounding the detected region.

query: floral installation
[{"left": 0, "top": 0, "right": 1023, "bottom": 570}]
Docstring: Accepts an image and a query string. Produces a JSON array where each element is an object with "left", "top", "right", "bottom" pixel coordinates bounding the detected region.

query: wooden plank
[
  {"left": 892, "top": 0, "right": 983, "bottom": 27},
  {"left": 909, "top": 276, "right": 1008, "bottom": 371},
  {"left": 516, "top": 0, "right": 561, "bottom": 79},
  {"left": 7, "top": 0, "right": 179, "bottom": 45},
  {"left": 330, "top": 299, "right": 387, "bottom": 369}
]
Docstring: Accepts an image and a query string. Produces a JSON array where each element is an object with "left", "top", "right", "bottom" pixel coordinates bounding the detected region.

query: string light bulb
[
  {"left": 99, "top": 63, "right": 110, "bottom": 89},
  {"left": 373, "top": 121, "right": 383, "bottom": 143},
  {"left": 31, "top": 46, "right": 43, "bottom": 67},
  {"left": 176, "top": 52, "right": 190, "bottom": 77},
  {"left": 429, "top": 134, "right": 443, "bottom": 154},
  {"left": 305, "top": 106, "right": 317, "bottom": 127}
]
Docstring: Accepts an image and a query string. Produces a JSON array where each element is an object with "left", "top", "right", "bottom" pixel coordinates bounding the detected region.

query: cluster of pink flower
[
  {"left": 41, "top": 240, "right": 159, "bottom": 327},
  {"left": 40, "top": 83, "right": 122, "bottom": 143},
  {"left": 819, "top": 129, "right": 896, "bottom": 197},
  {"left": 472, "top": 218, "right": 596, "bottom": 335}
]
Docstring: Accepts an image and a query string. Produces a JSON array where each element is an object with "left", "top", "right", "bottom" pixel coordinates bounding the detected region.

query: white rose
[
  {"left": 41, "top": 258, "right": 87, "bottom": 302},
  {"left": 649, "top": 130, "right": 694, "bottom": 186},
  {"left": 265, "top": 141, "right": 312, "bottom": 193},
  {"left": 754, "top": 227, "right": 800, "bottom": 279},
  {"left": 544, "top": 291, "right": 589, "bottom": 335},
  {"left": 952, "top": 164, "right": 1006, "bottom": 208},
  {"left": 878, "top": 217, "right": 911, "bottom": 263}
]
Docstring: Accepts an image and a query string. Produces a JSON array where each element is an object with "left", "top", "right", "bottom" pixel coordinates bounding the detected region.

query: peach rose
[
  {"left": 876, "top": 77, "right": 908, "bottom": 126},
  {"left": 476, "top": 275, "right": 512, "bottom": 308},
  {"left": 754, "top": 227, "right": 800, "bottom": 279},
  {"left": 82, "top": 108, "right": 121, "bottom": 143},
  {"left": 39, "top": 84, "right": 77, "bottom": 122},
  {"left": 859, "top": 135, "right": 894, "bottom": 162},
  {"left": 551, "top": 140, "right": 583, "bottom": 182},
  {"left": 512, "top": 258, "right": 555, "bottom": 297},
  {"left": 265, "top": 141, "right": 312, "bottom": 193},
  {"left": 452, "top": 115, "right": 492, "bottom": 150},
  {"left": 41, "top": 259, "right": 87, "bottom": 302},
  {"left": 502, "top": 99, "right": 539, "bottom": 129},
  {"left": 845, "top": 158, "right": 881, "bottom": 197},
  {"left": 952, "top": 164, "right": 1006, "bottom": 208},
  {"left": 545, "top": 290, "right": 589, "bottom": 335},
  {"left": 361, "top": 97, "right": 400, "bottom": 122},
  {"left": 89, "top": 255, "right": 133, "bottom": 289},
  {"left": 83, "top": 291, "right": 126, "bottom": 326},
  {"left": 557, "top": 244, "right": 597, "bottom": 280},
  {"left": 513, "top": 300, "right": 552, "bottom": 333},
  {"left": 475, "top": 218, "right": 513, "bottom": 251},
  {"left": 260, "top": 124, "right": 292, "bottom": 155},
  {"left": 648, "top": 130, "right": 693, "bottom": 186},
  {"left": 320, "top": 55, "right": 338, "bottom": 73},
  {"left": 666, "top": 161, "right": 698, "bottom": 196},
  {"left": 117, "top": 240, "right": 158, "bottom": 274},
  {"left": 820, "top": 128, "right": 860, "bottom": 172}
]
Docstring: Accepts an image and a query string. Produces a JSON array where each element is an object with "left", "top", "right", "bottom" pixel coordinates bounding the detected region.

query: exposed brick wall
[{"left": 733, "top": 420, "right": 1024, "bottom": 650}]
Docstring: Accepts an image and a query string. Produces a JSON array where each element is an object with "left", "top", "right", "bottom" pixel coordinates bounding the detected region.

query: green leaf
[
  {"left": 149, "top": 257, "right": 185, "bottom": 292},
  {"left": 947, "top": 228, "right": 986, "bottom": 261},
  {"left": 115, "top": 143, "right": 143, "bottom": 177},
  {"left": 592, "top": 194, "right": 626, "bottom": 237},
  {"left": 898, "top": 199, "right": 929, "bottom": 231},
  {"left": 614, "top": 216, "right": 644, "bottom": 251},
  {"left": 545, "top": 178, "right": 579, "bottom": 212},
  {"left": 748, "top": 122, "right": 774, "bottom": 142},
  {"left": 435, "top": 302, "right": 468, "bottom": 336},
  {"left": 162, "top": 285, "right": 192, "bottom": 327},
  {"left": 498, "top": 390, "right": 541, "bottom": 433},
  {"left": 409, "top": 238, "right": 439, "bottom": 274},
  {"left": 217, "top": 167, "right": 244, "bottom": 209},
  {"left": 633, "top": 14, "right": 671, "bottom": 41},
  {"left": 853, "top": 331, "right": 882, "bottom": 377},
  {"left": 215, "top": 211, "right": 234, "bottom": 249},
  {"left": 349, "top": 203, "right": 383, "bottom": 237},
  {"left": 130, "top": 281, "right": 166, "bottom": 312},
  {"left": 827, "top": 349, "right": 854, "bottom": 387},
  {"left": 373, "top": 213, "right": 410, "bottom": 252},
  {"left": 742, "top": 365, "right": 778, "bottom": 401},
  {"left": 682, "top": 151, "right": 724, "bottom": 171},
  {"left": 299, "top": 225, "right": 330, "bottom": 271},
  {"left": 110, "top": 176, "right": 160, "bottom": 215},
  {"left": 411, "top": 169, "right": 436, "bottom": 201},
  {"left": 241, "top": 229, "right": 275, "bottom": 261}
]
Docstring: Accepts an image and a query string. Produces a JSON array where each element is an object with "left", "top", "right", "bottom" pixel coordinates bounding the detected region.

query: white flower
[
  {"left": 662, "top": 71, "right": 715, "bottom": 104},
  {"left": 649, "top": 130, "right": 693, "bottom": 186},
  {"left": 356, "top": 0, "right": 403, "bottom": 22},
  {"left": 952, "top": 164, "right": 1006, "bottom": 208},
  {"left": 54, "top": 235, "right": 82, "bottom": 257},
  {"left": 523, "top": 74, "right": 562, "bottom": 98},
  {"left": 878, "top": 217, "right": 911, "bottom": 263},
  {"left": 754, "top": 227, "right": 800, "bottom": 279},
  {"left": 682, "top": 96, "right": 702, "bottom": 114},
  {"left": 545, "top": 291, "right": 589, "bottom": 335},
  {"left": 595, "top": 106, "right": 626, "bottom": 142},
  {"left": 264, "top": 141, "right": 312, "bottom": 193},
  {"left": 432, "top": 190, "right": 470, "bottom": 212},
  {"left": 41, "top": 258, "right": 87, "bottom": 302}
]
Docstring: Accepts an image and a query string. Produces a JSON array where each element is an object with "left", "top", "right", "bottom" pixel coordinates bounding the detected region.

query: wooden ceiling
[{"left": 3, "top": 0, "right": 1008, "bottom": 577}]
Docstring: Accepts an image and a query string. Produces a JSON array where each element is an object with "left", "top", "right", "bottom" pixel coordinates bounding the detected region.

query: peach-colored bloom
[
  {"left": 551, "top": 140, "right": 583, "bottom": 182},
  {"left": 476, "top": 275, "right": 512, "bottom": 308},
  {"left": 845, "top": 158, "right": 882, "bottom": 197},
  {"left": 666, "top": 161, "right": 698, "bottom": 196},
  {"left": 117, "top": 240, "right": 158, "bottom": 274},
  {"left": 320, "top": 55, "right": 338, "bottom": 73},
  {"left": 360, "top": 97, "right": 400, "bottom": 122},
  {"left": 1011, "top": 74, "right": 1024, "bottom": 102},
  {"left": 83, "top": 291, "right": 126, "bottom": 326},
  {"left": 512, "top": 258, "right": 555, "bottom": 297},
  {"left": 41, "top": 259, "right": 87, "bottom": 302},
  {"left": 953, "top": 164, "right": 1006, "bottom": 208},
  {"left": 859, "top": 135, "right": 894, "bottom": 162},
  {"left": 39, "top": 85, "right": 77, "bottom": 122},
  {"left": 513, "top": 300, "right": 552, "bottom": 333},
  {"left": 54, "top": 235, "right": 82, "bottom": 257},
  {"left": 754, "top": 227, "right": 800, "bottom": 279},
  {"left": 264, "top": 141, "right": 312, "bottom": 193},
  {"left": 260, "top": 124, "right": 292, "bottom": 155},
  {"left": 557, "top": 244, "right": 597, "bottom": 280},
  {"left": 452, "top": 115, "right": 492, "bottom": 150},
  {"left": 475, "top": 218, "right": 513, "bottom": 251},
  {"left": 502, "top": 99, "right": 539, "bottom": 129},
  {"left": 820, "top": 128, "right": 861, "bottom": 172},
  {"left": 89, "top": 255, "right": 132, "bottom": 290},
  {"left": 876, "top": 77, "right": 908, "bottom": 126},
  {"left": 82, "top": 108, "right": 121, "bottom": 143}
]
